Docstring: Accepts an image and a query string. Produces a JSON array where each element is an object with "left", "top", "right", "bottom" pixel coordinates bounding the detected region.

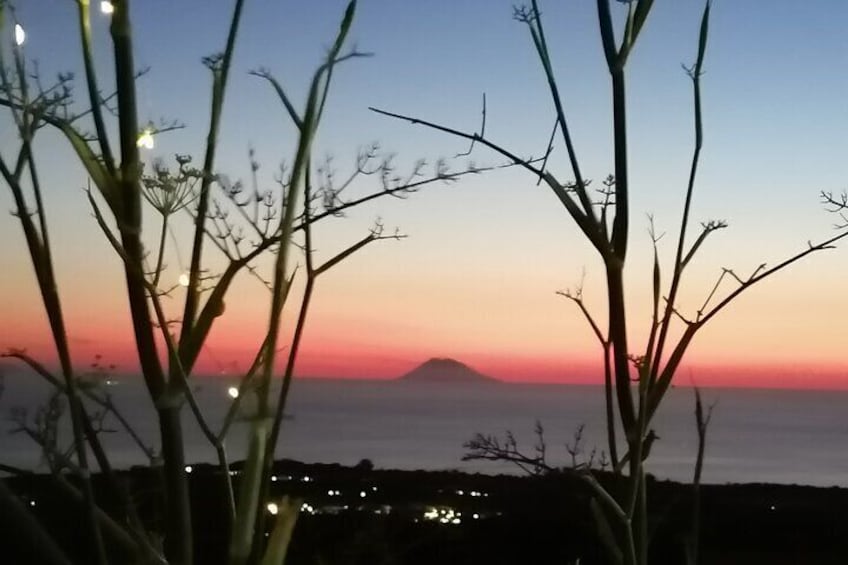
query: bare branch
[
  {"left": 556, "top": 274, "right": 606, "bottom": 346},
  {"left": 369, "top": 105, "right": 607, "bottom": 252},
  {"left": 681, "top": 219, "right": 728, "bottom": 270},
  {"left": 454, "top": 93, "right": 486, "bottom": 157},
  {"left": 463, "top": 430, "right": 554, "bottom": 476},
  {"left": 649, "top": 0, "right": 711, "bottom": 390},
  {"left": 699, "top": 230, "right": 848, "bottom": 325}
]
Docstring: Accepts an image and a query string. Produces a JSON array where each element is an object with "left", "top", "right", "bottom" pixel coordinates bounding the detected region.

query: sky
[{"left": 1, "top": 1, "right": 848, "bottom": 389}]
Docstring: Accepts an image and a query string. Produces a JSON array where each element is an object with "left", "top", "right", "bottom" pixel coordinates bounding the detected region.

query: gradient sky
[{"left": 2, "top": 1, "right": 848, "bottom": 389}]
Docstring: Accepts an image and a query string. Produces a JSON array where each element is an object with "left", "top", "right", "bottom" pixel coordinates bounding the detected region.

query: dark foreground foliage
[{"left": 4, "top": 460, "right": 848, "bottom": 565}]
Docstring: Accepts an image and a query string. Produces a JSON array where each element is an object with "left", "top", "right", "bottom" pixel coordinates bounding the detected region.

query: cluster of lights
[
  {"left": 454, "top": 489, "right": 487, "bottom": 497},
  {"left": 327, "top": 489, "right": 341, "bottom": 496},
  {"left": 269, "top": 501, "right": 319, "bottom": 517},
  {"left": 422, "top": 506, "right": 463, "bottom": 525}
]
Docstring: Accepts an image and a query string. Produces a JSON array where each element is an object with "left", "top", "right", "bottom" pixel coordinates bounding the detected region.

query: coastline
[{"left": 4, "top": 459, "right": 848, "bottom": 564}]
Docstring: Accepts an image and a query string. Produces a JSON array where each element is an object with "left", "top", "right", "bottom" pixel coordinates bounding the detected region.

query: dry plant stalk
[
  {"left": 374, "top": 1, "right": 848, "bottom": 564},
  {"left": 0, "top": 0, "right": 495, "bottom": 563}
]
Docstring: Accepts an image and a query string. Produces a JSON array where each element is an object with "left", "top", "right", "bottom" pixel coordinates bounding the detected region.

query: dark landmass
[
  {"left": 4, "top": 460, "right": 848, "bottom": 564},
  {"left": 398, "top": 357, "right": 498, "bottom": 383}
]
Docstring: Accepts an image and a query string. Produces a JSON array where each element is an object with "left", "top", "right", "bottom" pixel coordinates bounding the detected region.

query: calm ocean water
[{"left": 2, "top": 372, "right": 848, "bottom": 486}]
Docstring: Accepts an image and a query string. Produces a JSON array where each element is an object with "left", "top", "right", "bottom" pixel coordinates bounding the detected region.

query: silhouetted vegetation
[
  {"left": 375, "top": 1, "right": 848, "bottom": 564},
  {"left": 2, "top": 1, "right": 848, "bottom": 564},
  {"left": 0, "top": 1, "right": 492, "bottom": 562}
]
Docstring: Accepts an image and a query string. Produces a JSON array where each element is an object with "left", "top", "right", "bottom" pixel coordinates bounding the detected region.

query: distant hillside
[{"left": 398, "top": 358, "right": 497, "bottom": 383}]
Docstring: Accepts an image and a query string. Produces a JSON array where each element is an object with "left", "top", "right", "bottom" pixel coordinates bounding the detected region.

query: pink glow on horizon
[
  {"left": 4, "top": 294, "right": 847, "bottom": 391},
  {"left": 7, "top": 334, "right": 848, "bottom": 391}
]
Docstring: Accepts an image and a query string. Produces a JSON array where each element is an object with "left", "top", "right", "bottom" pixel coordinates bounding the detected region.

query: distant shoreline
[{"left": 5, "top": 458, "right": 848, "bottom": 563}]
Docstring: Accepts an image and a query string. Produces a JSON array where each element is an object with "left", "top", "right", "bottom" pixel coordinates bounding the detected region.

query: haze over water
[{"left": 3, "top": 372, "right": 847, "bottom": 487}]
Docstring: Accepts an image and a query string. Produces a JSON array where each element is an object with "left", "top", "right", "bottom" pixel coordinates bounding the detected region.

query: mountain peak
[{"left": 398, "top": 358, "right": 497, "bottom": 383}]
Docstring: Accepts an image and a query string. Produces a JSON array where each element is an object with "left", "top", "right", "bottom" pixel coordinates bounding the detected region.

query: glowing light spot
[
  {"left": 270, "top": 475, "right": 277, "bottom": 482},
  {"left": 184, "top": 465, "right": 192, "bottom": 473},
  {"left": 473, "top": 513, "right": 480, "bottom": 519},
  {"left": 178, "top": 273, "right": 190, "bottom": 287},
  {"left": 100, "top": 1, "right": 114, "bottom": 14},
  {"left": 266, "top": 502, "right": 278, "bottom": 515},
  {"left": 29, "top": 500, "right": 36, "bottom": 507},
  {"left": 227, "top": 386, "right": 239, "bottom": 399},
  {"left": 137, "top": 129, "right": 155, "bottom": 149},
  {"left": 14, "top": 24, "right": 25, "bottom": 46},
  {"left": 359, "top": 490, "right": 366, "bottom": 498}
]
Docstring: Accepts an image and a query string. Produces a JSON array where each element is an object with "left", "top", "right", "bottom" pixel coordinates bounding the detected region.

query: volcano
[{"left": 397, "top": 358, "right": 497, "bottom": 383}]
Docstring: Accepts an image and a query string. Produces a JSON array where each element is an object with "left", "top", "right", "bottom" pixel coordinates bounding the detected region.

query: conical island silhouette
[{"left": 398, "top": 358, "right": 497, "bottom": 383}]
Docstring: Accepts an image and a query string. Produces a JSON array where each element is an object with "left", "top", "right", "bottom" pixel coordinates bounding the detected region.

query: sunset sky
[{"left": 2, "top": 1, "right": 848, "bottom": 389}]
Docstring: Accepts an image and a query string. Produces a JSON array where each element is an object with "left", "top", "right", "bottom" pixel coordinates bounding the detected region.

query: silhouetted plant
[
  {"left": 685, "top": 387, "right": 714, "bottom": 565},
  {"left": 373, "top": 1, "right": 848, "bottom": 564},
  {"left": 0, "top": 1, "right": 496, "bottom": 563}
]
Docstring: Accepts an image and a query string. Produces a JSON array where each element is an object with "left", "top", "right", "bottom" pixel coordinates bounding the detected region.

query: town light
[
  {"left": 14, "top": 24, "right": 25, "bottom": 46},
  {"left": 266, "top": 502, "right": 278, "bottom": 515},
  {"left": 137, "top": 129, "right": 155, "bottom": 149},
  {"left": 100, "top": 1, "right": 115, "bottom": 14},
  {"left": 227, "top": 386, "right": 239, "bottom": 399}
]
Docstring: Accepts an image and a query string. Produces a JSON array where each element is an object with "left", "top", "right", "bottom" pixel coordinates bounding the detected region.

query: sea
[{"left": 2, "top": 371, "right": 848, "bottom": 487}]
